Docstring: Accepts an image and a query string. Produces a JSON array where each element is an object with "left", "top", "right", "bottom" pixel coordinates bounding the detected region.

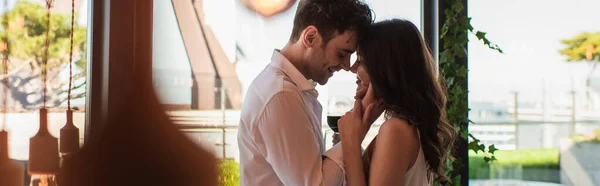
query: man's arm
[{"left": 254, "top": 91, "right": 344, "bottom": 186}]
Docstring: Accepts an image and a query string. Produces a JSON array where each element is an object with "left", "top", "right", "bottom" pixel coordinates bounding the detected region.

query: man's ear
[{"left": 302, "top": 26, "right": 320, "bottom": 48}]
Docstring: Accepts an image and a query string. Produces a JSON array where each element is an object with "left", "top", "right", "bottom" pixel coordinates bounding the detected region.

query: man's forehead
[
  {"left": 332, "top": 31, "right": 357, "bottom": 52},
  {"left": 338, "top": 30, "right": 356, "bottom": 42},
  {"left": 345, "top": 32, "right": 355, "bottom": 43}
]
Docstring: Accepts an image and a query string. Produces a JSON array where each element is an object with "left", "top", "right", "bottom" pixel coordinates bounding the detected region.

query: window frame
[{"left": 85, "top": 0, "right": 153, "bottom": 141}]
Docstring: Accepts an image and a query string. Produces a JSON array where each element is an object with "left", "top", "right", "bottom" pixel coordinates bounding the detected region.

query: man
[{"left": 237, "top": 0, "right": 373, "bottom": 185}]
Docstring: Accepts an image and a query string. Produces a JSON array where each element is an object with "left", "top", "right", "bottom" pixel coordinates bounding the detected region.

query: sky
[{"left": 467, "top": 0, "right": 600, "bottom": 109}]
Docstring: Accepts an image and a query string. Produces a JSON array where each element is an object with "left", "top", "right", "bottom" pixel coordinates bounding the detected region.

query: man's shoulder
[
  {"left": 249, "top": 65, "right": 301, "bottom": 98},
  {"left": 240, "top": 65, "right": 302, "bottom": 122}
]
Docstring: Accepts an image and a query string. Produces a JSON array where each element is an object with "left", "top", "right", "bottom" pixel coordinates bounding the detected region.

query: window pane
[
  {"left": 468, "top": 0, "right": 600, "bottom": 185},
  {"left": 2, "top": 0, "right": 89, "bottom": 184}
]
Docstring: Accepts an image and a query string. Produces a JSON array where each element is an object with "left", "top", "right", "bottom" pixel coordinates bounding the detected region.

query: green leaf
[
  {"left": 496, "top": 47, "right": 504, "bottom": 54},
  {"left": 468, "top": 133, "right": 478, "bottom": 141},
  {"left": 479, "top": 144, "right": 486, "bottom": 152},
  {"left": 452, "top": 175, "right": 461, "bottom": 186},
  {"left": 460, "top": 129, "right": 468, "bottom": 139},
  {"left": 444, "top": 9, "right": 454, "bottom": 21},
  {"left": 451, "top": 2, "right": 464, "bottom": 13},
  {"left": 440, "top": 50, "right": 453, "bottom": 64},
  {"left": 483, "top": 38, "right": 491, "bottom": 45},
  {"left": 446, "top": 77, "right": 455, "bottom": 87},
  {"left": 475, "top": 31, "right": 487, "bottom": 40},
  {"left": 468, "top": 140, "right": 483, "bottom": 153},
  {"left": 441, "top": 25, "right": 449, "bottom": 39},
  {"left": 488, "top": 144, "right": 499, "bottom": 154},
  {"left": 466, "top": 18, "right": 474, "bottom": 31},
  {"left": 490, "top": 156, "right": 498, "bottom": 162},
  {"left": 457, "top": 67, "right": 468, "bottom": 77}
]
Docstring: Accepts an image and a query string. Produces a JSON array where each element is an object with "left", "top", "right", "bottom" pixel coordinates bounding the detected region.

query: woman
[{"left": 338, "top": 19, "right": 457, "bottom": 185}]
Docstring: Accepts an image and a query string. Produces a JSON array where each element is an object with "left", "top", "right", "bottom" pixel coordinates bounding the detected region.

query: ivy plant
[{"left": 438, "top": 0, "right": 503, "bottom": 185}]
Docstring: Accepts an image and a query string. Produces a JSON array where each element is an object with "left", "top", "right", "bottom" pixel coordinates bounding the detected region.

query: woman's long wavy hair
[{"left": 358, "top": 19, "right": 457, "bottom": 183}]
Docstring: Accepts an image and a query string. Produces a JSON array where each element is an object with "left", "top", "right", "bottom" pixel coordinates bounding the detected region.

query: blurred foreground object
[
  {"left": 28, "top": 1, "right": 60, "bottom": 184},
  {"left": 58, "top": 49, "right": 219, "bottom": 185},
  {"left": 58, "top": 59, "right": 219, "bottom": 186},
  {"left": 58, "top": 0, "right": 218, "bottom": 183},
  {"left": 0, "top": 130, "right": 24, "bottom": 186}
]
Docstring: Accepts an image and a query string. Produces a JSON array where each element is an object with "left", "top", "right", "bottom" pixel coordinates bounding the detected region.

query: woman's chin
[{"left": 361, "top": 99, "right": 370, "bottom": 112}]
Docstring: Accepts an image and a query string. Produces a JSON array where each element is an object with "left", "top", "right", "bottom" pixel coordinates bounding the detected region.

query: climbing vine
[{"left": 438, "top": 0, "right": 502, "bottom": 185}]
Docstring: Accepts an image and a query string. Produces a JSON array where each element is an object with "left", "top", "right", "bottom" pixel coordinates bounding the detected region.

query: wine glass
[{"left": 326, "top": 115, "right": 341, "bottom": 133}]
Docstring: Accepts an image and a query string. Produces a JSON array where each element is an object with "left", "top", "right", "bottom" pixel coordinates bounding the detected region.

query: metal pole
[
  {"left": 542, "top": 79, "right": 546, "bottom": 121},
  {"left": 513, "top": 92, "right": 519, "bottom": 149},
  {"left": 221, "top": 87, "right": 226, "bottom": 158},
  {"left": 571, "top": 90, "right": 576, "bottom": 135},
  {"left": 221, "top": 87, "right": 226, "bottom": 125},
  {"left": 222, "top": 127, "right": 226, "bottom": 159},
  {"left": 422, "top": 0, "right": 438, "bottom": 72}
]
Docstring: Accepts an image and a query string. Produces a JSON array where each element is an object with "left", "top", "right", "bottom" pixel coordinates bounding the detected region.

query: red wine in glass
[{"left": 327, "top": 115, "right": 341, "bottom": 133}]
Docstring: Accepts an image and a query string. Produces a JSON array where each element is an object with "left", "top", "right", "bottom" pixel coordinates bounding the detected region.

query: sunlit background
[{"left": 1, "top": 0, "right": 599, "bottom": 185}]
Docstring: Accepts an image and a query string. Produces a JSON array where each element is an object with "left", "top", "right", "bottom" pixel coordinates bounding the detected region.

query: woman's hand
[
  {"left": 338, "top": 98, "right": 375, "bottom": 147},
  {"left": 361, "top": 84, "right": 384, "bottom": 125}
]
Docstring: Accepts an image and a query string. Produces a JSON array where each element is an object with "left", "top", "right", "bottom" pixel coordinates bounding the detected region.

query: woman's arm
[
  {"left": 342, "top": 134, "right": 367, "bottom": 186},
  {"left": 339, "top": 84, "right": 385, "bottom": 186},
  {"left": 338, "top": 97, "right": 375, "bottom": 186},
  {"left": 337, "top": 113, "right": 371, "bottom": 186}
]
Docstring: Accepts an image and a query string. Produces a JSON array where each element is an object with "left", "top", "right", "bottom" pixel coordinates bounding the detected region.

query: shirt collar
[{"left": 270, "top": 49, "right": 318, "bottom": 94}]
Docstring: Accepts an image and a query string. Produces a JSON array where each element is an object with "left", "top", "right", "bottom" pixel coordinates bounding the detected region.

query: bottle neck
[
  {"left": 66, "top": 109, "right": 73, "bottom": 126},
  {"left": 39, "top": 108, "right": 48, "bottom": 133}
]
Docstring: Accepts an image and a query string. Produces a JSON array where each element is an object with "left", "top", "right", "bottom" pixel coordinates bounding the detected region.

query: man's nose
[
  {"left": 340, "top": 58, "right": 351, "bottom": 71},
  {"left": 349, "top": 62, "right": 359, "bottom": 73}
]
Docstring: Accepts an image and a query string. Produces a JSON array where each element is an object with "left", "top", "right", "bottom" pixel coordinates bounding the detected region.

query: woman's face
[
  {"left": 353, "top": 56, "right": 377, "bottom": 113},
  {"left": 355, "top": 62, "right": 370, "bottom": 98}
]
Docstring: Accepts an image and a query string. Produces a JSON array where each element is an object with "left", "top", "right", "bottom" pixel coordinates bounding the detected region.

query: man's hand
[{"left": 332, "top": 133, "right": 340, "bottom": 145}]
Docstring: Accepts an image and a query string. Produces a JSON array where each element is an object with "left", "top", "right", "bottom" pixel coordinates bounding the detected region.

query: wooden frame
[{"left": 85, "top": 0, "right": 153, "bottom": 141}]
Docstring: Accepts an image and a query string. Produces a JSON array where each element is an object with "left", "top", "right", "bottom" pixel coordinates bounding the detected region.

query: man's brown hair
[{"left": 289, "top": 0, "right": 373, "bottom": 46}]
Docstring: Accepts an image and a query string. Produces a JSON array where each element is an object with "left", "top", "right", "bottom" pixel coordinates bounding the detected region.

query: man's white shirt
[{"left": 237, "top": 50, "right": 346, "bottom": 186}]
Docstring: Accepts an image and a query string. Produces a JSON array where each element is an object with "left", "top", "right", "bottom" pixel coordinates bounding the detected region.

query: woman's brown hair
[{"left": 358, "top": 19, "right": 457, "bottom": 183}]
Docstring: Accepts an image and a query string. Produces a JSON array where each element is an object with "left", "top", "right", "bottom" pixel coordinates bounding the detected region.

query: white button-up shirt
[{"left": 238, "top": 50, "right": 345, "bottom": 186}]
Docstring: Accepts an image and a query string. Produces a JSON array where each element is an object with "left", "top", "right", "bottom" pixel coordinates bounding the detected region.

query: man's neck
[{"left": 280, "top": 44, "right": 309, "bottom": 79}]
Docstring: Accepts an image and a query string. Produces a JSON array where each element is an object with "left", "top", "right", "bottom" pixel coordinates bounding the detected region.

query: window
[
  {"left": 468, "top": 0, "right": 600, "bottom": 185},
  {"left": 2, "top": 0, "right": 89, "bottom": 185},
  {"left": 13, "top": 0, "right": 595, "bottom": 185}
]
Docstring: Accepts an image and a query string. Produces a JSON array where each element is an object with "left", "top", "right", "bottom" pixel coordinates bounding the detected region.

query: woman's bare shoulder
[{"left": 376, "top": 117, "right": 419, "bottom": 150}]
